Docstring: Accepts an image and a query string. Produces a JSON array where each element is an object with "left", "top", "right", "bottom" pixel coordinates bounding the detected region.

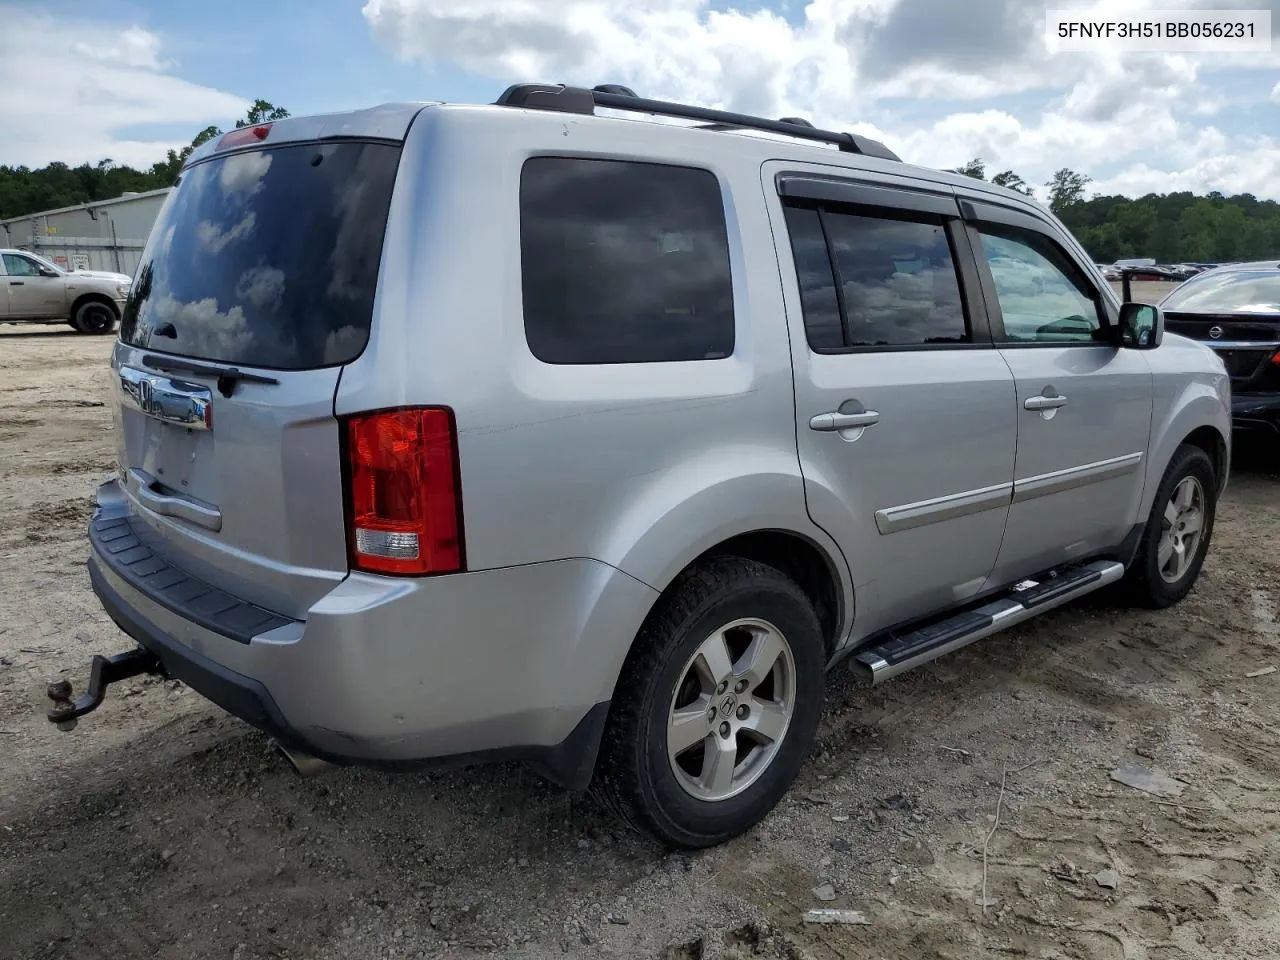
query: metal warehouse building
[{"left": 0, "top": 187, "right": 170, "bottom": 277}]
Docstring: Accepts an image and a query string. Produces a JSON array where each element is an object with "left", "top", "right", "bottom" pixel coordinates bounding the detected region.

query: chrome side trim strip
[
  {"left": 874, "top": 481, "right": 1013, "bottom": 535},
  {"left": 1012, "top": 452, "right": 1144, "bottom": 504}
]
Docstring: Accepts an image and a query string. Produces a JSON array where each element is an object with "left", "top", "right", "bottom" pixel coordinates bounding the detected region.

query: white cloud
[
  {"left": 0, "top": 8, "right": 248, "bottom": 168},
  {"left": 362, "top": 0, "right": 1280, "bottom": 199}
]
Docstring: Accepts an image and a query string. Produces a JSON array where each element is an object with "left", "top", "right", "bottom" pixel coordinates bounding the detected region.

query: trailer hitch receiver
[{"left": 46, "top": 647, "right": 164, "bottom": 730}]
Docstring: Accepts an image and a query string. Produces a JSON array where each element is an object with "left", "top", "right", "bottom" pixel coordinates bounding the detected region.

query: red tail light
[
  {"left": 343, "top": 408, "right": 464, "bottom": 576},
  {"left": 1272, "top": 350, "right": 1280, "bottom": 366}
]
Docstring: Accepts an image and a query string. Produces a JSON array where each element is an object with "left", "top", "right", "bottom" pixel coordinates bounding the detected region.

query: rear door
[
  {"left": 111, "top": 135, "right": 403, "bottom": 619},
  {"left": 766, "top": 166, "right": 1017, "bottom": 636},
  {"left": 961, "top": 199, "right": 1153, "bottom": 586},
  {"left": 2, "top": 253, "right": 65, "bottom": 318}
]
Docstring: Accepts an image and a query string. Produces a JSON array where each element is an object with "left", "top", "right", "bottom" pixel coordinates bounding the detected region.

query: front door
[
  {"left": 766, "top": 166, "right": 1018, "bottom": 637},
  {"left": 2, "top": 253, "right": 65, "bottom": 319},
  {"left": 961, "top": 201, "right": 1153, "bottom": 585}
]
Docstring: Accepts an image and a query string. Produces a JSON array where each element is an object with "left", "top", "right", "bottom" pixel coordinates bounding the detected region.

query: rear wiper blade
[{"left": 142, "top": 354, "right": 280, "bottom": 397}]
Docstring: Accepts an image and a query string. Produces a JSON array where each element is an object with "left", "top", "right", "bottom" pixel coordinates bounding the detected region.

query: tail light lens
[{"left": 343, "top": 408, "right": 464, "bottom": 576}]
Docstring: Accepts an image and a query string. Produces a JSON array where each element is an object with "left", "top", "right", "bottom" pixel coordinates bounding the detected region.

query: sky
[{"left": 2, "top": 0, "right": 1279, "bottom": 200}]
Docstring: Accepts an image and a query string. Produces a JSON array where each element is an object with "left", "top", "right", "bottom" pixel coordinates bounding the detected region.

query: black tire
[
  {"left": 71, "top": 299, "right": 118, "bottom": 335},
  {"left": 592, "top": 556, "right": 825, "bottom": 848},
  {"left": 1122, "top": 444, "right": 1218, "bottom": 608}
]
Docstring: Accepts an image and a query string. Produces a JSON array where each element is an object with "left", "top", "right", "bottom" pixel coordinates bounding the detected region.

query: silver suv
[{"left": 50, "top": 84, "right": 1231, "bottom": 849}]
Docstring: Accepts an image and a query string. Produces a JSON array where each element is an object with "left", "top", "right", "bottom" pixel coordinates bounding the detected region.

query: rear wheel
[
  {"left": 593, "top": 556, "right": 825, "bottom": 848},
  {"left": 1123, "top": 444, "right": 1217, "bottom": 608},
  {"left": 71, "top": 299, "right": 118, "bottom": 335}
]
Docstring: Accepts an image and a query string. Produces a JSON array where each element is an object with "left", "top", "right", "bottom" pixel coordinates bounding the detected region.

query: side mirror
[
  {"left": 38, "top": 267, "right": 59, "bottom": 277},
  {"left": 1118, "top": 301, "right": 1163, "bottom": 350}
]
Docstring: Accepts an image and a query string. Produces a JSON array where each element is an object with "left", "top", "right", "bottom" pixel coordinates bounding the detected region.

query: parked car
[
  {"left": 0, "top": 248, "right": 130, "bottom": 333},
  {"left": 1158, "top": 261, "right": 1280, "bottom": 440},
  {"left": 48, "top": 85, "right": 1231, "bottom": 849}
]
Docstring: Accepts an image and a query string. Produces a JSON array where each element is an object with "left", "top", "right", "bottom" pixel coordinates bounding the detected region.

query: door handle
[
  {"left": 1024, "top": 394, "right": 1067, "bottom": 411},
  {"left": 810, "top": 410, "right": 881, "bottom": 432},
  {"left": 9, "top": 280, "right": 24, "bottom": 286}
]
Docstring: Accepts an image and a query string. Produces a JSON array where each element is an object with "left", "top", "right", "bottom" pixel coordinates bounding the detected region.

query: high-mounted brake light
[
  {"left": 216, "top": 124, "right": 273, "bottom": 150},
  {"left": 343, "top": 408, "right": 465, "bottom": 576}
]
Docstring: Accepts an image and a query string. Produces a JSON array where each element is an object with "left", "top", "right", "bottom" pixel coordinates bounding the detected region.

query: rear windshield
[
  {"left": 1160, "top": 269, "right": 1280, "bottom": 315},
  {"left": 120, "top": 140, "right": 401, "bottom": 370}
]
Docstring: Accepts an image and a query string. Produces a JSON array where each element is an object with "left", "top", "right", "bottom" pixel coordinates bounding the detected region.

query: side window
[
  {"left": 519, "top": 157, "right": 734, "bottom": 364},
  {"left": 782, "top": 205, "right": 844, "bottom": 351},
  {"left": 976, "top": 226, "right": 1102, "bottom": 343},
  {"left": 3, "top": 254, "right": 40, "bottom": 278}
]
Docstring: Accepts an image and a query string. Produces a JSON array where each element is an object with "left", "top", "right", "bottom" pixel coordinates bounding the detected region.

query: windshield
[
  {"left": 1160, "top": 269, "right": 1280, "bottom": 314},
  {"left": 120, "top": 139, "right": 401, "bottom": 371}
]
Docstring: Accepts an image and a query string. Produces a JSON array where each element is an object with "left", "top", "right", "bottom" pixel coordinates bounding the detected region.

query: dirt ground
[{"left": 2, "top": 324, "right": 1280, "bottom": 960}]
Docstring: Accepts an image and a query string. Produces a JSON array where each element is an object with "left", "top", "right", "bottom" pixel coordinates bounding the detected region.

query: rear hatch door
[{"left": 110, "top": 133, "right": 403, "bottom": 619}]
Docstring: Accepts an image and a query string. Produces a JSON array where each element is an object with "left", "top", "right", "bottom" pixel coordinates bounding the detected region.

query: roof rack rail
[{"left": 493, "top": 83, "right": 901, "bottom": 162}]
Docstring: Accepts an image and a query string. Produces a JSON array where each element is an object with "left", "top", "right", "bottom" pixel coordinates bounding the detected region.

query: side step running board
[{"left": 852, "top": 560, "right": 1125, "bottom": 686}]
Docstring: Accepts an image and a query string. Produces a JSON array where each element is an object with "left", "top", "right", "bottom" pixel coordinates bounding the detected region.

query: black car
[{"left": 1159, "top": 261, "right": 1280, "bottom": 439}]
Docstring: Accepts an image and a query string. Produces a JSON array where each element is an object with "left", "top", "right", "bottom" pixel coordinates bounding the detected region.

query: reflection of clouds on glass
[
  {"left": 198, "top": 212, "right": 256, "bottom": 253},
  {"left": 152, "top": 291, "right": 255, "bottom": 359},
  {"left": 235, "top": 265, "right": 285, "bottom": 310},
  {"left": 156, "top": 225, "right": 176, "bottom": 259},
  {"left": 843, "top": 268, "right": 963, "bottom": 343},
  {"left": 325, "top": 151, "right": 382, "bottom": 303},
  {"left": 323, "top": 325, "right": 365, "bottom": 364},
  {"left": 119, "top": 141, "right": 396, "bottom": 369},
  {"left": 218, "top": 150, "right": 272, "bottom": 201}
]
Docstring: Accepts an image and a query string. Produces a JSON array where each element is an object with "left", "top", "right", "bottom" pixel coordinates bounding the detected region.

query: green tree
[
  {"left": 948, "top": 157, "right": 985, "bottom": 180},
  {"left": 236, "top": 99, "right": 291, "bottom": 128},
  {"left": 1046, "top": 168, "right": 1092, "bottom": 214},
  {"left": 0, "top": 99, "right": 290, "bottom": 218},
  {"left": 991, "top": 170, "right": 1033, "bottom": 196}
]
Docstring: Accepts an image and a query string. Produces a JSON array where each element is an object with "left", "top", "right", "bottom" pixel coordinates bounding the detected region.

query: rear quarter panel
[{"left": 334, "top": 105, "right": 852, "bottom": 636}]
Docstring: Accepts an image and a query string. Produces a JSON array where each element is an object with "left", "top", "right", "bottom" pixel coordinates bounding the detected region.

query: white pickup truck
[{"left": 1, "top": 248, "right": 130, "bottom": 334}]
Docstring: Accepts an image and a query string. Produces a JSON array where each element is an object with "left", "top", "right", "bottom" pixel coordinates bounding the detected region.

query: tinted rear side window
[
  {"left": 120, "top": 140, "right": 400, "bottom": 371},
  {"left": 782, "top": 205, "right": 844, "bottom": 351},
  {"left": 821, "top": 210, "right": 968, "bottom": 347},
  {"left": 519, "top": 157, "right": 734, "bottom": 364}
]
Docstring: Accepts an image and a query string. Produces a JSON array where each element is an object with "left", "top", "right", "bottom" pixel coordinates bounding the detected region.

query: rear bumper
[
  {"left": 1232, "top": 393, "right": 1280, "bottom": 435},
  {"left": 87, "top": 482, "right": 658, "bottom": 788}
]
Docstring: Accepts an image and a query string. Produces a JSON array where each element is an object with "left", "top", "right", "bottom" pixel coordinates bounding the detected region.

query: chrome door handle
[
  {"left": 810, "top": 410, "right": 881, "bottom": 432},
  {"left": 1024, "top": 395, "right": 1067, "bottom": 411}
]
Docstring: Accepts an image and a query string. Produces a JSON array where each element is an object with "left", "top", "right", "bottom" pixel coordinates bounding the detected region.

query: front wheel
[
  {"left": 592, "top": 556, "right": 825, "bottom": 848},
  {"left": 1123, "top": 444, "right": 1218, "bottom": 608},
  {"left": 71, "top": 300, "right": 118, "bottom": 335}
]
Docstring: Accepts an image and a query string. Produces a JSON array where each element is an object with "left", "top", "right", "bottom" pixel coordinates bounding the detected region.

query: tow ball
[{"left": 46, "top": 647, "right": 164, "bottom": 731}]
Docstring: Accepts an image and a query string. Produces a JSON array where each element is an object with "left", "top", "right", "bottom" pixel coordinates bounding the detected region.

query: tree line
[
  {"left": 948, "top": 157, "right": 1280, "bottom": 264},
  {"left": 0, "top": 100, "right": 290, "bottom": 223},
  {"left": 4, "top": 112, "right": 1278, "bottom": 265}
]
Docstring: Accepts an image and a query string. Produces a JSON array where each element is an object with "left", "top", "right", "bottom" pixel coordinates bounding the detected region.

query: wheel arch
[
  {"left": 1141, "top": 382, "right": 1231, "bottom": 520},
  {"left": 599, "top": 464, "right": 855, "bottom": 663},
  {"left": 69, "top": 292, "right": 121, "bottom": 332}
]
